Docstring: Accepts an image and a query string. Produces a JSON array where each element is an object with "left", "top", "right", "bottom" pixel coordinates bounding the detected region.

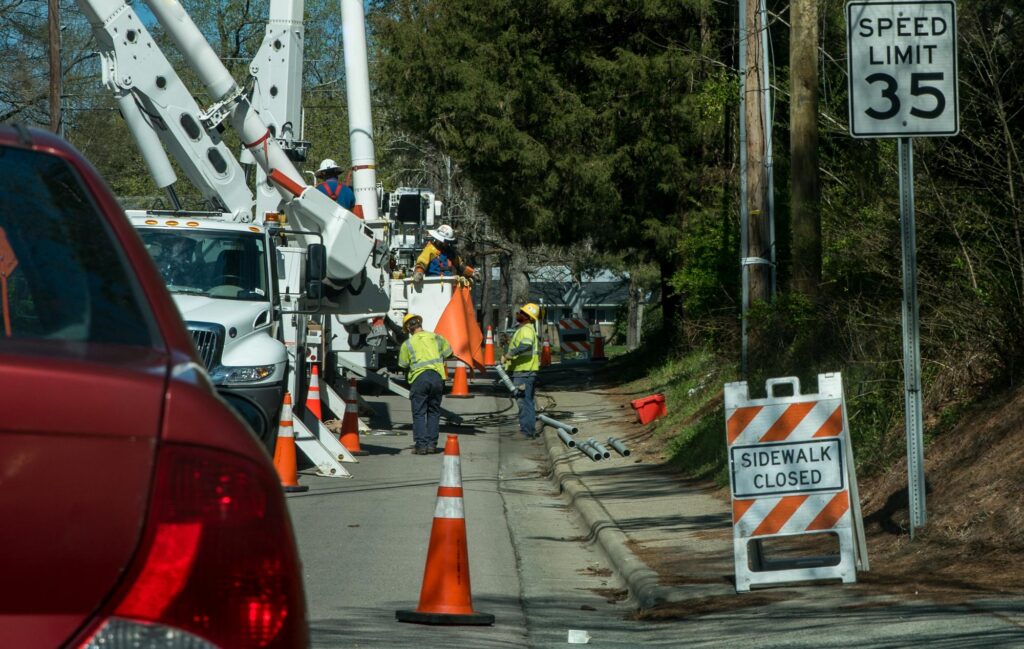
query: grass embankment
[{"left": 606, "top": 347, "right": 736, "bottom": 485}]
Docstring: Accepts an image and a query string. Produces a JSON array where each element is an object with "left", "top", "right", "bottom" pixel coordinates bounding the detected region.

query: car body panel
[{"left": 0, "top": 346, "right": 165, "bottom": 647}]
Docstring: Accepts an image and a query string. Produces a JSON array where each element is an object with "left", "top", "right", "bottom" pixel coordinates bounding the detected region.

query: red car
[{"left": 0, "top": 126, "right": 307, "bottom": 648}]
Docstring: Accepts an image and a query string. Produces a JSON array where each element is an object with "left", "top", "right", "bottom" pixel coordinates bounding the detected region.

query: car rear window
[{"left": 0, "top": 146, "right": 152, "bottom": 347}]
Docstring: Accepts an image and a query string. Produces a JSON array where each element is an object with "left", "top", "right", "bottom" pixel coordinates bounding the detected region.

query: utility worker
[
  {"left": 501, "top": 302, "right": 541, "bottom": 438},
  {"left": 412, "top": 224, "right": 473, "bottom": 288},
  {"left": 398, "top": 313, "right": 453, "bottom": 454},
  {"left": 314, "top": 159, "right": 356, "bottom": 210}
]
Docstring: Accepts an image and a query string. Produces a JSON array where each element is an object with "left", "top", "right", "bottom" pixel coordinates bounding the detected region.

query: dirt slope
[{"left": 858, "top": 387, "right": 1024, "bottom": 598}]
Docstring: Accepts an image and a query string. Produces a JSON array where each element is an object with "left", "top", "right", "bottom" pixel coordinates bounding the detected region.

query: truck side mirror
[{"left": 305, "top": 243, "right": 326, "bottom": 300}]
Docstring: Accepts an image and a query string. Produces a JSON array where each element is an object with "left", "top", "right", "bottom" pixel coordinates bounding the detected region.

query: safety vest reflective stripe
[
  {"left": 403, "top": 335, "right": 446, "bottom": 370},
  {"left": 512, "top": 329, "right": 539, "bottom": 355},
  {"left": 508, "top": 325, "right": 540, "bottom": 371}
]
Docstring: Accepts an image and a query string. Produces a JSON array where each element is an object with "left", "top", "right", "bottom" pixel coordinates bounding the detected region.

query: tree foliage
[{"left": 371, "top": 0, "right": 737, "bottom": 330}]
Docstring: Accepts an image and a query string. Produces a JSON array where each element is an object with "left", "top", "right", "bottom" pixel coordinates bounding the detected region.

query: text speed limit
[{"left": 846, "top": 1, "right": 958, "bottom": 138}]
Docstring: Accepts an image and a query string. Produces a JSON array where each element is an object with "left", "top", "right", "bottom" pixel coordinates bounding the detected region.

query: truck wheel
[{"left": 222, "top": 393, "right": 276, "bottom": 456}]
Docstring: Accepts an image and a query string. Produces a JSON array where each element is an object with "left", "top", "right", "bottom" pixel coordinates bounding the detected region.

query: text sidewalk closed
[{"left": 730, "top": 439, "right": 844, "bottom": 498}]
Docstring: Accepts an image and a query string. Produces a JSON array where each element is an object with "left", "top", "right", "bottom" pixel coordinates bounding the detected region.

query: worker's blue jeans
[
  {"left": 410, "top": 371, "right": 443, "bottom": 449},
  {"left": 513, "top": 374, "right": 536, "bottom": 436}
]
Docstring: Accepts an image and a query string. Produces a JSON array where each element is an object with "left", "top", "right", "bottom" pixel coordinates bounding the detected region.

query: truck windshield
[{"left": 138, "top": 228, "right": 268, "bottom": 302}]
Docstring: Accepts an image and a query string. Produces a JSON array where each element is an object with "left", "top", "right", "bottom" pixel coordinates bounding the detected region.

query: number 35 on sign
[{"left": 846, "top": 1, "right": 958, "bottom": 138}]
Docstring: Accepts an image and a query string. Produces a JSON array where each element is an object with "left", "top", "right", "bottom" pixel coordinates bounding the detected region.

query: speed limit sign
[{"left": 846, "top": 1, "right": 958, "bottom": 137}]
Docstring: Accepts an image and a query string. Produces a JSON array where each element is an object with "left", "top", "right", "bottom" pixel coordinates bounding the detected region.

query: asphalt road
[
  {"left": 286, "top": 381, "right": 664, "bottom": 648},
  {"left": 286, "top": 386, "right": 525, "bottom": 648}
]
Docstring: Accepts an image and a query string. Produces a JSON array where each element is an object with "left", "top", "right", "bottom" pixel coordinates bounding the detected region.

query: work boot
[
  {"left": 413, "top": 447, "right": 426, "bottom": 455},
  {"left": 427, "top": 446, "right": 442, "bottom": 454}
]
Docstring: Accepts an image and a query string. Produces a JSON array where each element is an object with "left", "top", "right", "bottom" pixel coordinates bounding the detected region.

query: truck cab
[{"left": 130, "top": 212, "right": 287, "bottom": 450}]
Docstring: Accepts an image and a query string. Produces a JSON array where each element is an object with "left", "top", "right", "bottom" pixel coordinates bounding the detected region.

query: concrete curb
[{"left": 542, "top": 429, "right": 680, "bottom": 610}]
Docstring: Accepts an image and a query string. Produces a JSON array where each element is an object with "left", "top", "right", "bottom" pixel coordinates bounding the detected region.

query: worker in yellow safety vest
[
  {"left": 398, "top": 313, "right": 453, "bottom": 454},
  {"left": 501, "top": 302, "right": 541, "bottom": 439}
]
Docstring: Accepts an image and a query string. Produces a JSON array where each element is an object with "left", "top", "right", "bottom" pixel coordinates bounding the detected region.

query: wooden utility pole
[
  {"left": 48, "top": 0, "right": 61, "bottom": 135},
  {"left": 480, "top": 252, "right": 493, "bottom": 330},
  {"left": 497, "top": 254, "right": 510, "bottom": 332},
  {"left": 790, "top": 0, "right": 822, "bottom": 296},
  {"left": 744, "top": 0, "right": 771, "bottom": 304},
  {"left": 627, "top": 274, "right": 641, "bottom": 350}
]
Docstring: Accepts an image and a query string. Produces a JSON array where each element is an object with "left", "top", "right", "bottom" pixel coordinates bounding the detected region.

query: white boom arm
[
  {"left": 79, "top": 0, "right": 254, "bottom": 219},
  {"left": 341, "top": 0, "right": 379, "bottom": 221},
  {"left": 143, "top": 0, "right": 373, "bottom": 283},
  {"left": 245, "top": 0, "right": 308, "bottom": 219}
]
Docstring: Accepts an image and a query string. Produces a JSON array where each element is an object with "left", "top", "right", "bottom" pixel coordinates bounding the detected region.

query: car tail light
[{"left": 80, "top": 444, "right": 306, "bottom": 648}]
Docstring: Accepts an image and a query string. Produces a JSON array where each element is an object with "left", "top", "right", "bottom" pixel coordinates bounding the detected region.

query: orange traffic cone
[
  {"left": 540, "top": 340, "right": 552, "bottom": 367},
  {"left": 483, "top": 326, "right": 496, "bottom": 367},
  {"left": 591, "top": 333, "right": 607, "bottom": 361},
  {"left": 396, "top": 435, "right": 494, "bottom": 626},
  {"left": 273, "top": 393, "right": 309, "bottom": 493},
  {"left": 340, "top": 378, "right": 370, "bottom": 456},
  {"left": 307, "top": 364, "right": 323, "bottom": 420},
  {"left": 448, "top": 362, "right": 471, "bottom": 398}
]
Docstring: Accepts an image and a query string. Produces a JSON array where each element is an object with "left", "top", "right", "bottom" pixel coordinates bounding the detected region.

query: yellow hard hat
[
  {"left": 403, "top": 313, "right": 421, "bottom": 327},
  {"left": 519, "top": 303, "right": 540, "bottom": 321}
]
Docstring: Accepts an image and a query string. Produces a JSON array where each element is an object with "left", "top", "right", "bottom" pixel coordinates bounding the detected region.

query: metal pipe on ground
[
  {"left": 538, "top": 413, "right": 579, "bottom": 434},
  {"left": 494, "top": 363, "right": 519, "bottom": 394},
  {"left": 586, "top": 438, "right": 612, "bottom": 459},
  {"left": 556, "top": 429, "right": 576, "bottom": 448},
  {"left": 577, "top": 440, "right": 602, "bottom": 462},
  {"left": 607, "top": 437, "right": 632, "bottom": 457}
]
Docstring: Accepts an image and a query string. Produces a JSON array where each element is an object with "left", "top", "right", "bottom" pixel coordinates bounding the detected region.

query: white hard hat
[
  {"left": 427, "top": 224, "right": 455, "bottom": 242},
  {"left": 317, "top": 159, "right": 340, "bottom": 173}
]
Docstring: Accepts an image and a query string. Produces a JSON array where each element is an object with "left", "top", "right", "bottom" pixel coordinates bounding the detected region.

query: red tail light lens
[{"left": 83, "top": 444, "right": 306, "bottom": 648}]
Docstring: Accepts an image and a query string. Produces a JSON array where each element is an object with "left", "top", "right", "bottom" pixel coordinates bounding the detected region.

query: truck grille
[{"left": 188, "top": 324, "right": 224, "bottom": 370}]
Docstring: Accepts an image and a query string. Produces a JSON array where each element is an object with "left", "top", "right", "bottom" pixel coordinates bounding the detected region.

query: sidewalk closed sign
[
  {"left": 731, "top": 439, "right": 844, "bottom": 498},
  {"left": 846, "top": 1, "right": 958, "bottom": 137},
  {"left": 724, "top": 374, "right": 868, "bottom": 592}
]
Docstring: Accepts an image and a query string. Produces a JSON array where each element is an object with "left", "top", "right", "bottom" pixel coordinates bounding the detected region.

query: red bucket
[{"left": 630, "top": 394, "right": 667, "bottom": 425}]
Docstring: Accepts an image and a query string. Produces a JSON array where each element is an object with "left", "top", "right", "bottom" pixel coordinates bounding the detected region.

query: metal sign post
[
  {"left": 898, "top": 138, "right": 927, "bottom": 535},
  {"left": 847, "top": 0, "right": 958, "bottom": 537}
]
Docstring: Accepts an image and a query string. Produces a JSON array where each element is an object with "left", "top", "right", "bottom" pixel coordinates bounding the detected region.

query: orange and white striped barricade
[
  {"left": 725, "top": 373, "right": 868, "bottom": 592},
  {"left": 556, "top": 318, "right": 591, "bottom": 358}
]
